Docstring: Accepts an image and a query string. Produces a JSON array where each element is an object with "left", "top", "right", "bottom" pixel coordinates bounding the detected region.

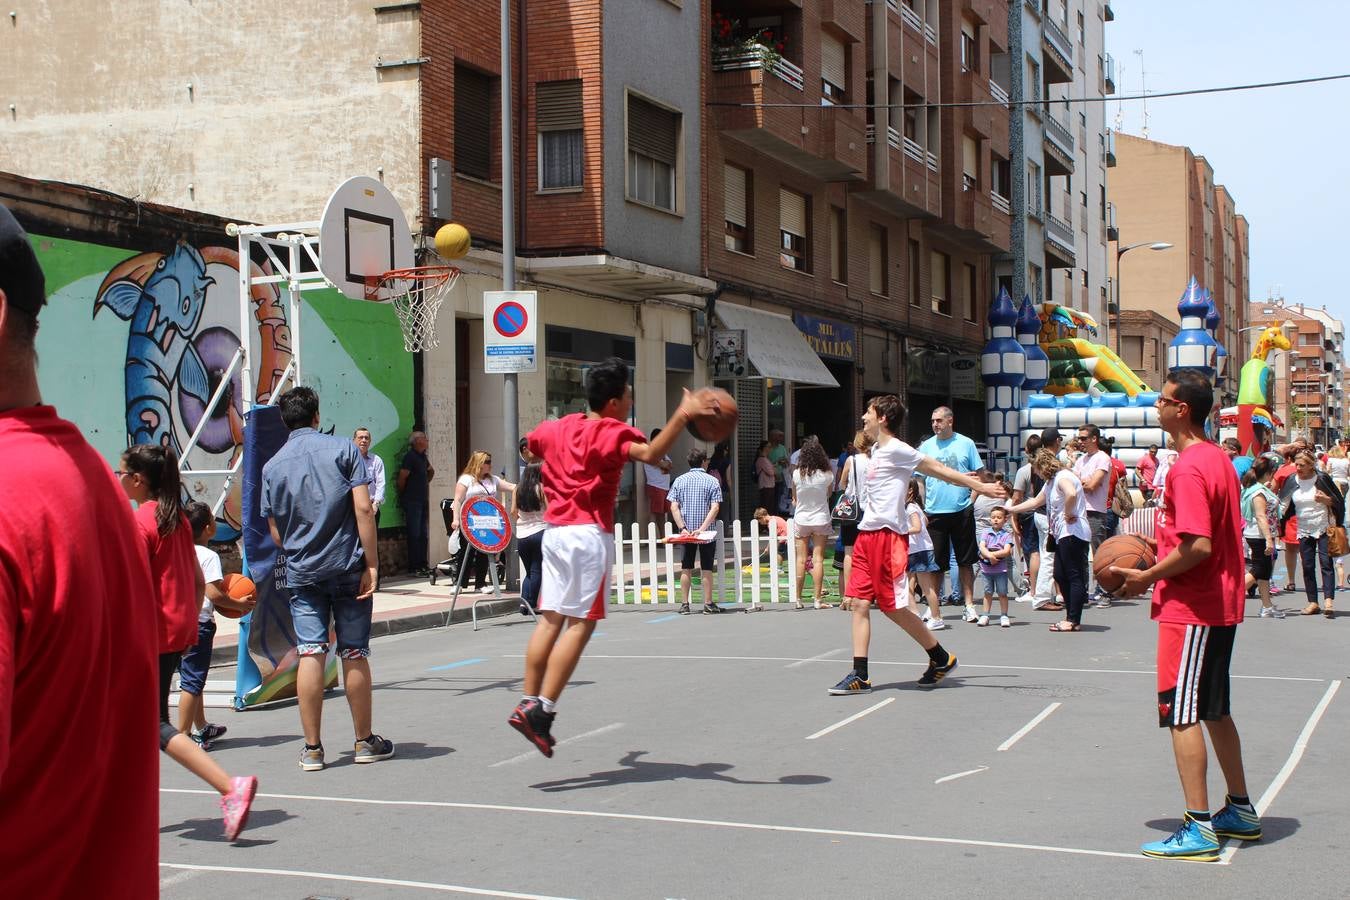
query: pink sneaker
[{"left": 221, "top": 775, "right": 258, "bottom": 842}]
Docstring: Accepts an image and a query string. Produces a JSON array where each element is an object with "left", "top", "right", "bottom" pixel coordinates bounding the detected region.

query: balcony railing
[
  {"left": 989, "top": 80, "right": 1010, "bottom": 107},
  {"left": 899, "top": 3, "right": 922, "bottom": 32},
  {"left": 1044, "top": 114, "right": 1075, "bottom": 156},
  {"left": 864, "top": 124, "right": 903, "bottom": 151},
  {"left": 1103, "top": 52, "right": 1117, "bottom": 93},
  {"left": 991, "top": 192, "right": 1011, "bottom": 214},
  {"left": 923, "top": 23, "right": 937, "bottom": 44},
  {"left": 926, "top": 150, "right": 938, "bottom": 171},
  {"left": 1042, "top": 16, "right": 1074, "bottom": 68},
  {"left": 903, "top": 135, "right": 925, "bottom": 162},
  {"left": 712, "top": 47, "right": 805, "bottom": 91},
  {"left": 1046, "top": 212, "right": 1075, "bottom": 252},
  {"left": 1105, "top": 128, "right": 1117, "bottom": 166}
]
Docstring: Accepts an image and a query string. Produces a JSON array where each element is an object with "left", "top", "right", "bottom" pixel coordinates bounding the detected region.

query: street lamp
[{"left": 1113, "top": 241, "right": 1174, "bottom": 356}]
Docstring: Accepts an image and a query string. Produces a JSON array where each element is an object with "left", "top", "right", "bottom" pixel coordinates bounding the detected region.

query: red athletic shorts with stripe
[
  {"left": 1156, "top": 622, "right": 1236, "bottom": 728},
  {"left": 845, "top": 528, "right": 909, "bottom": 611}
]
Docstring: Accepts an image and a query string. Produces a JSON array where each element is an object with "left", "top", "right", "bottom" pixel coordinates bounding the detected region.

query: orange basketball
[
  {"left": 685, "top": 387, "right": 738, "bottom": 443},
  {"left": 1093, "top": 534, "right": 1156, "bottom": 596},
  {"left": 218, "top": 573, "right": 257, "bottom": 619}
]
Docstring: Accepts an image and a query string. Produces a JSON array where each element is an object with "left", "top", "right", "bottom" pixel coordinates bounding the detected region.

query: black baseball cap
[
  {"left": 1040, "top": 427, "right": 1063, "bottom": 445},
  {"left": 0, "top": 204, "right": 45, "bottom": 317}
]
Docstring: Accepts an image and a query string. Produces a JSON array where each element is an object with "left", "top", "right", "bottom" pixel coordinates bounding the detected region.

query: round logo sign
[
  {"left": 460, "top": 495, "right": 513, "bottom": 554},
  {"left": 492, "top": 301, "right": 528, "bottom": 339}
]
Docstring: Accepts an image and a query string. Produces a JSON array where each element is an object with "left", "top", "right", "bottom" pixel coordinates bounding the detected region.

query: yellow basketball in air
[{"left": 434, "top": 223, "right": 471, "bottom": 260}]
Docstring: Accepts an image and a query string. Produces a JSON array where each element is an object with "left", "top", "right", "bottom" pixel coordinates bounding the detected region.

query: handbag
[
  {"left": 1329, "top": 525, "right": 1348, "bottom": 558},
  {"left": 831, "top": 491, "right": 858, "bottom": 523}
]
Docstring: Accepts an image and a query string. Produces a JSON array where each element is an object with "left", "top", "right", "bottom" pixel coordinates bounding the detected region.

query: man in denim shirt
[{"left": 262, "top": 386, "right": 394, "bottom": 771}]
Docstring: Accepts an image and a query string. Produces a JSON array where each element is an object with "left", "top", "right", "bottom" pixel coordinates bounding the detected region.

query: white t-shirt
[
  {"left": 1044, "top": 470, "right": 1091, "bottom": 542},
  {"left": 858, "top": 438, "right": 924, "bottom": 533},
  {"left": 1328, "top": 457, "right": 1350, "bottom": 482},
  {"left": 1073, "top": 449, "right": 1111, "bottom": 513},
  {"left": 1293, "top": 475, "right": 1329, "bottom": 538},
  {"left": 642, "top": 459, "right": 671, "bottom": 491},
  {"left": 906, "top": 502, "right": 933, "bottom": 553},
  {"left": 458, "top": 474, "right": 501, "bottom": 501},
  {"left": 792, "top": 468, "right": 833, "bottom": 527},
  {"left": 195, "top": 544, "right": 222, "bottom": 620}
]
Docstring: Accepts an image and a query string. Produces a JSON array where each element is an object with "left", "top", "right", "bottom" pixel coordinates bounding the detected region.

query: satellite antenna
[{"left": 1134, "top": 49, "right": 1149, "bottom": 138}]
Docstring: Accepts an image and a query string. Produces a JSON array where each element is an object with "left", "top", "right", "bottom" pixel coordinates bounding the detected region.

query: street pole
[{"left": 501, "top": 0, "right": 519, "bottom": 589}]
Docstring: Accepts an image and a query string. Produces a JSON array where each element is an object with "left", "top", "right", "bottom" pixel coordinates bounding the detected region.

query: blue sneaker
[
  {"left": 827, "top": 671, "right": 872, "bottom": 695},
  {"left": 1212, "top": 800, "right": 1262, "bottom": 841},
  {"left": 1140, "top": 815, "right": 1220, "bottom": 861}
]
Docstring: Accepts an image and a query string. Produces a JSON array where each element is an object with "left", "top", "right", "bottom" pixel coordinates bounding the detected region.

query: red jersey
[
  {"left": 135, "top": 501, "right": 200, "bottom": 653},
  {"left": 0, "top": 406, "right": 159, "bottom": 897},
  {"left": 529, "top": 414, "right": 646, "bottom": 530},
  {"left": 1152, "top": 441, "right": 1246, "bottom": 626}
]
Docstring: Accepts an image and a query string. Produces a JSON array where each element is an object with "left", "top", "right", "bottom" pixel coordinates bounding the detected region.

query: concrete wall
[
  {"left": 1108, "top": 133, "right": 1192, "bottom": 321},
  {"left": 1, "top": 0, "right": 421, "bottom": 224},
  {"left": 601, "top": 0, "right": 702, "bottom": 272}
]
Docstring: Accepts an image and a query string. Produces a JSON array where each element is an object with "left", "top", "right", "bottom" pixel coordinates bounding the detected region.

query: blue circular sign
[
  {"left": 461, "top": 495, "right": 512, "bottom": 554},
  {"left": 493, "top": 301, "right": 528, "bottom": 338}
]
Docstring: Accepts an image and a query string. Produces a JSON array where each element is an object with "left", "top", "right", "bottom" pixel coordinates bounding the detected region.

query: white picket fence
[{"left": 610, "top": 518, "right": 802, "bottom": 607}]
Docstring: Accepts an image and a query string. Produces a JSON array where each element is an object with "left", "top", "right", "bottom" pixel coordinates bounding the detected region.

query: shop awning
[{"left": 715, "top": 303, "right": 839, "bottom": 387}]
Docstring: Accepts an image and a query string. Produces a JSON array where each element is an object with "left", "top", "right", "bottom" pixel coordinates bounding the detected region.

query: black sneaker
[
  {"left": 827, "top": 671, "right": 872, "bottom": 695},
  {"left": 678, "top": 602, "right": 692, "bottom": 615},
  {"left": 917, "top": 653, "right": 958, "bottom": 688},
  {"left": 508, "top": 699, "right": 556, "bottom": 757},
  {"left": 702, "top": 603, "right": 726, "bottom": 614},
  {"left": 353, "top": 733, "right": 396, "bottom": 763}
]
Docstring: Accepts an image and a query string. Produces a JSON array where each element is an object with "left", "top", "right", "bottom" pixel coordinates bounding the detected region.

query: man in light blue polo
[
  {"left": 262, "top": 386, "right": 394, "bottom": 772},
  {"left": 919, "top": 406, "right": 987, "bottom": 623}
]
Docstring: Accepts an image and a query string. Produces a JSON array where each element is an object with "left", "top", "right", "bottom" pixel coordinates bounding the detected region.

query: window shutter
[
  {"left": 724, "top": 165, "right": 747, "bottom": 227},
  {"left": 536, "top": 80, "right": 582, "bottom": 131},
  {"left": 821, "top": 33, "right": 846, "bottom": 90},
  {"left": 628, "top": 97, "right": 678, "bottom": 165},
  {"left": 961, "top": 20, "right": 976, "bottom": 41},
  {"left": 455, "top": 65, "right": 493, "bottom": 180},
  {"left": 963, "top": 135, "right": 979, "bottom": 179},
  {"left": 779, "top": 188, "right": 806, "bottom": 238}
]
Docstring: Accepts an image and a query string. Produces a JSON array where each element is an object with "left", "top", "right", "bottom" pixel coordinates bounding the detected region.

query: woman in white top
[
  {"left": 1007, "top": 449, "right": 1091, "bottom": 632},
  {"left": 450, "top": 450, "right": 517, "bottom": 593},
  {"left": 512, "top": 463, "right": 546, "bottom": 615},
  {"left": 1279, "top": 450, "right": 1342, "bottom": 617},
  {"left": 1326, "top": 446, "right": 1350, "bottom": 500},
  {"left": 834, "top": 430, "right": 875, "bottom": 611},
  {"left": 792, "top": 438, "right": 835, "bottom": 609}
]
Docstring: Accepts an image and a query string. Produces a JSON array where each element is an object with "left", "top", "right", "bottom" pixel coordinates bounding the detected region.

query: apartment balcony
[
  {"left": 1044, "top": 212, "right": 1076, "bottom": 268},
  {"left": 1105, "top": 201, "right": 1118, "bottom": 241},
  {"left": 1103, "top": 52, "right": 1116, "bottom": 94},
  {"left": 821, "top": 0, "right": 865, "bottom": 42},
  {"left": 860, "top": 124, "right": 941, "bottom": 219},
  {"left": 1105, "top": 128, "right": 1117, "bottom": 167},
  {"left": 957, "top": 69, "right": 1004, "bottom": 146},
  {"left": 966, "top": 0, "right": 1008, "bottom": 51},
  {"left": 711, "top": 48, "right": 865, "bottom": 181},
  {"left": 1104, "top": 1, "right": 1115, "bottom": 21},
  {"left": 1042, "top": 114, "right": 1075, "bottom": 176},
  {"left": 1041, "top": 17, "right": 1074, "bottom": 83}
]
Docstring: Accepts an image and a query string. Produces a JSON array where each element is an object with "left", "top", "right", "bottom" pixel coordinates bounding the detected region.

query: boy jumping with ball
[
  {"left": 829, "top": 395, "right": 1006, "bottom": 695},
  {"left": 509, "top": 358, "right": 716, "bottom": 755}
]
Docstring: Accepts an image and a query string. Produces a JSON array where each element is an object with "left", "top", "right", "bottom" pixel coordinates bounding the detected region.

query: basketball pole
[{"left": 500, "top": 0, "right": 520, "bottom": 590}]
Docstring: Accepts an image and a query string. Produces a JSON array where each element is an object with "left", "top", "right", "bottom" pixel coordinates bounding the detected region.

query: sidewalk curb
[{"left": 209, "top": 596, "right": 525, "bottom": 667}]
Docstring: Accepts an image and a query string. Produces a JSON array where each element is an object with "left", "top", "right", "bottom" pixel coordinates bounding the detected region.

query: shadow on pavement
[
  {"left": 529, "top": 750, "right": 830, "bottom": 792},
  {"left": 374, "top": 676, "right": 595, "bottom": 697},
  {"left": 160, "top": 806, "right": 295, "bottom": 845},
  {"left": 1144, "top": 815, "right": 1299, "bottom": 847}
]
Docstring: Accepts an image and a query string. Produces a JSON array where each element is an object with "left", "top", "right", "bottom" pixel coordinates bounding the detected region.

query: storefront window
[{"left": 545, "top": 358, "right": 639, "bottom": 523}]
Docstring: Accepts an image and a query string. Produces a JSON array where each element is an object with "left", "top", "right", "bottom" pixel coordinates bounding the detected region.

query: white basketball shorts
[{"left": 539, "top": 524, "right": 613, "bottom": 620}]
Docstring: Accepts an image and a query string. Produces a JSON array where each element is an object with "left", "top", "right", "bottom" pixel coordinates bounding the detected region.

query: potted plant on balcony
[{"left": 711, "top": 13, "right": 787, "bottom": 72}]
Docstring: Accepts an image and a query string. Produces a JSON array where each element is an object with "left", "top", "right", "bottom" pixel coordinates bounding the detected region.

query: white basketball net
[{"left": 371, "top": 266, "right": 460, "bottom": 352}]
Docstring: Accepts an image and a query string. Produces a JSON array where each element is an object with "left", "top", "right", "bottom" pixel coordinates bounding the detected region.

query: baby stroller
[{"left": 429, "top": 498, "right": 507, "bottom": 588}]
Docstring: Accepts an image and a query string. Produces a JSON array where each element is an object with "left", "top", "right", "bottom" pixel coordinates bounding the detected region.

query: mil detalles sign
[{"left": 793, "top": 314, "right": 855, "bottom": 360}]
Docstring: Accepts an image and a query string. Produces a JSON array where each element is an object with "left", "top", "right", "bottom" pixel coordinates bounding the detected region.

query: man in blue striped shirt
[{"left": 668, "top": 449, "right": 723, "bottom": 615}]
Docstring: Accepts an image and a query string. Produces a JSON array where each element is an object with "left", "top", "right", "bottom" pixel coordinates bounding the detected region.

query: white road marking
[
  {"left": 805, "top": 698, "right": 895, "bottom": 740},
  {"left": 158, "top": 863, "right": 575, "bottom": 898},
  {"left": 158, "top": 869, "right": 200, "bottom": 888},
  {"left": 997, "top": 702, "right": 1062, "bottom": 752},
  {"left": 160, "top": 788, "right": 1153, "bottom": 861},
  {"left": 1218, "top": 679, "right": 1341, "bottom": 864},
  {"left": 490, "top": 722, "right": 624, "bottom": 767},
  {"left": 786, "top": 647, "right": 844, "bottom": 668},
  {"left": 540, "top": 654, "right": 1321, "bottom": 681},
  {"left": 935, "top": 766, "right": 989, "bottom": 784}
]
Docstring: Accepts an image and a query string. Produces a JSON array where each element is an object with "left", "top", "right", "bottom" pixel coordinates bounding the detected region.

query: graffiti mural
[{"left": 32, "top": 233, "right": 412, "bottom": 529}]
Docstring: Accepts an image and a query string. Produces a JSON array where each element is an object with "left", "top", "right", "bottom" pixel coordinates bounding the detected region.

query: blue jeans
[
  {"left": 290, "top": 570, "right": 372, "bottom": 659},
  {"left": 518, "top": 530, "right": 544, "bottom": 609}
]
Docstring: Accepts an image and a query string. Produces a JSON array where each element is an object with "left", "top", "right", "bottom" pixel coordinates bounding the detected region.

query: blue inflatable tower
[
  {"left": 1016, "top": 294, "right": 1049, "bottom": 394},
  {"left": 982, "top": 287, "right": 1028, "bottom": 470},
  {"left": 1167, "top": 277, "right": 1218, "bottom": 380}
]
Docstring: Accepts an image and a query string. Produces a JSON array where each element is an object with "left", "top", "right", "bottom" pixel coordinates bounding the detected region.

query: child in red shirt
[{"left": 508, "top": 359, "right": 714, "bottom": 755}]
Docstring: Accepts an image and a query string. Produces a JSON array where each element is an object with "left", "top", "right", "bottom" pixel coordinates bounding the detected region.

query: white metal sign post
[{"left": 483, "top": 290, "right": 538, "bottom": 374}]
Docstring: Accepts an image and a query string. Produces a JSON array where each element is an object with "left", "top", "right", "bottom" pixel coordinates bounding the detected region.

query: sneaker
[
  {"left": 1140, "top": 815, "right": 1220, "bottom": 862},
  {"left": 220, "top": 775, "right": 258, "bottom": 842},
  {"left": 353, "top": 733, "right": 395, "bottom": 764},
  {"left": 199, "top": 722, "right": 227, "bottom": 744},
  {"left": 1258, "top": 606, "right": 1286, "bottom": 619},
  {"left": 298, "top": 744, "right": 326, "bottom": 772},
  {"left": 963, "top": 606, "right": 979, "bottom": 623},
  {"left": 702, "top": 603, "right": 726, "bottom": 614},
  {"left": 1095, "top": 598, "right": 1112, "bottom": 609},
  {"left": 917, "top": 653, "right": 958, "bottom": 688},
  {"left": 1000, "top": 615, "right": 1011, "bottom": 628},
  {"left": 1015, "top": 592, "right": 1034, "bottom": 605},
  {"left": 1212, "top": 800, "right": 1262, "bottom": 841},
  {"left": 508, "top": 699, "right": 556, "bottom": 757},
  {"left": 926, "top": 617, "right": 948, "bottom": 631},
  {"left": 827, "top": 671, "right": 872, "bottom": 695},
  {"left": 977, "top": 614, "right": 990, "bottom": 627},
  {"left": 678, "top": 602, "right": 692, "bottom": 615}
]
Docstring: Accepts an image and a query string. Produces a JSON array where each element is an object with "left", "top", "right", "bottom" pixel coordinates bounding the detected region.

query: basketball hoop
[{"left": 365, "top": 265, "right": 460, "bottom": 352}]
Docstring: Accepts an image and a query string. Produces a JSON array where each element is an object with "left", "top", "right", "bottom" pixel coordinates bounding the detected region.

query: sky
[{"left": 1105, "top": 1, "right": 1350, "bottom": 320}]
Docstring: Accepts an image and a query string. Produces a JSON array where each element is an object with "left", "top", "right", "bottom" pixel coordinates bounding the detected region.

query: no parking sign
[
  {"left": 483, "top": 290, "right": 537, "bottom": 374},
  {"left": 460, "top": 495, "right": 513, "bottom": 554}
]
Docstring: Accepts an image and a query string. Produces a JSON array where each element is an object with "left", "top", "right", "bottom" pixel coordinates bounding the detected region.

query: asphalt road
[{"left": 159, "top": 594, "right": 1350, "bottom": 899}]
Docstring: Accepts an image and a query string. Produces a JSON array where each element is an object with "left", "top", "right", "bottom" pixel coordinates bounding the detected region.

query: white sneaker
[
  {"left": 1015, "top": 593, "right": 1034, "bottom": 605},
  {"left": 963, "top": 606, "right": 979, "bottom": 623},
  {"left": 977, "top": 614, "right": 990, "bottom": 627},
  {"left": 1259, "top": 606, "right": 1286, "bottom": 619},
  {"left": 1000, "top": 615, "right": 1011, "bottom": 628},
  {"left": 926, "top": 618, "right": 948, "bottom": 631}
]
